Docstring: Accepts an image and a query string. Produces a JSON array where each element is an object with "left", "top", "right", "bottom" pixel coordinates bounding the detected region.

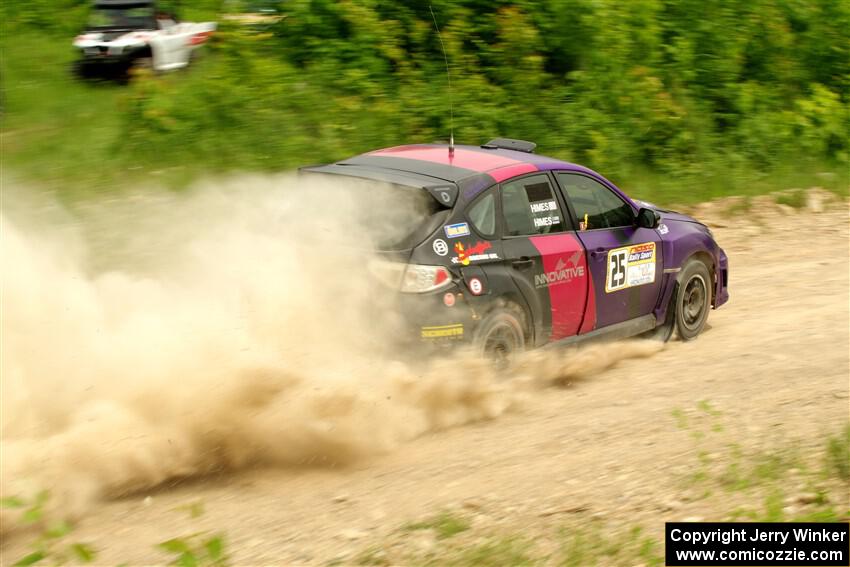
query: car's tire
[
  {"left": 675, "top": 259, "right": 712, "bottom": 341},
  {"left": 474, "top": 306, "right": 526, "bottom": 370}
]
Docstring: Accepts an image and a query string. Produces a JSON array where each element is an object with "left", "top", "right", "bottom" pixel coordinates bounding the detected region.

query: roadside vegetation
[
  {"left": 2, "top": 494, "right": 227, "bottom": 566},
  {"left": 2, "top": 0, "right": 848, "bottom": 204}
]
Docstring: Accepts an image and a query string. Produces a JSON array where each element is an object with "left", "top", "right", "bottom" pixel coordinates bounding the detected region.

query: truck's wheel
[
  {"left": 475, "top": 307, "right": 525, "bottom": 370},
  {"left": 675, "top": 259, "right": 712, "bottom": 340}
]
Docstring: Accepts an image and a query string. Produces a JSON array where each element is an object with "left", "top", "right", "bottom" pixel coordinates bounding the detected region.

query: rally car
[
  {"left": 302, "top": 139, "right": 729, "bottom": 365},
  {"left": 73, "top": 0, "right": 216, "bottom": 76}
]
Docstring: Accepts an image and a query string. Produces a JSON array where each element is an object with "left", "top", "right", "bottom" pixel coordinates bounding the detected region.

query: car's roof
[
  {"left": 344, "top": 144, "right": 587, "bottom": 182},
  {"left": 302, "top": 143, "right": 597, "bottom": 200}
]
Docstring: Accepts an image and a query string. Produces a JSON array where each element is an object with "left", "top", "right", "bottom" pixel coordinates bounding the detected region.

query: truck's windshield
[{"left": 89, "top": 6, "right": 155, "bottom": 29}]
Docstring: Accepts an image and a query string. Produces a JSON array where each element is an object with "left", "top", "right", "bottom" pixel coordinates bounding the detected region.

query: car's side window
[
  {"left": 556, "top": 173, "right": 634, "bottom": 230},
  {"left": 466, "top": 190, "right": 496, "bottom": 237},
  {"left": 500, "top": 174, "right": 564, "bottom": 236}
]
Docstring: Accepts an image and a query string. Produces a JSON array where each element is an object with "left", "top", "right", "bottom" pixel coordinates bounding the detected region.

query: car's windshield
[{"left": 88, "top": 6, "right": 155, "bottom": 29}]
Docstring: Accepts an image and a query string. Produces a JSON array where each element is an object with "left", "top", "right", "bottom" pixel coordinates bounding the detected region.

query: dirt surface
[{"left": 2, "top": 200, "right": 849, "bottom": 565}]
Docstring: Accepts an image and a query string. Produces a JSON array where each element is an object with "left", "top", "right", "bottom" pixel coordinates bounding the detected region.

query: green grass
[
  {"left": 402, "top": 511, "right": 471, "bottom": 540},
  {"left": 443, "top": 537, "right": 537, "bottom": 567},
  {"left": 1, "top": 491, "right": 97, "bottom": 566},
  {"left": 670, "top": 409, "right": 850, "bottom": 525},
  {"left": 825, "top": 424, "right": 850, "bottom": 481},
  {"left": 557, "top": 525, "right": 662, "bottom": 567},
  {"left": 0, "top": 33, "right": 226, "bottom": 200},
  {"left": 380, "top": 522, "right": 663, "bottom": 567},
  {"left": 1, "top": 34, "right": 128, "bottom": 198},
  {"left": 2, "top": 493, "right": 228, "bottom": 566}
]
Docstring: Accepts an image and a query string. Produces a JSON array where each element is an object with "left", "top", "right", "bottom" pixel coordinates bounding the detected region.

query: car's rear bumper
[{"left": 396, "top": 284, "right": 479, "bottom": 349}]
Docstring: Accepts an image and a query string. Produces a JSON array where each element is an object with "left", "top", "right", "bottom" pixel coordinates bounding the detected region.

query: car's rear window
[
  {"left": 363, "top": 184, "right": 447, "bottom": 250},
  {"left": 299, "top": 173, "right": 449, "bottom": 251}
]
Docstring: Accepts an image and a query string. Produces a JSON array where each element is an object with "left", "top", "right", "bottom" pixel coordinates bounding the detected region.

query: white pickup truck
[{"left": 73, "top": 0, "right": 216, "bottom": 75}]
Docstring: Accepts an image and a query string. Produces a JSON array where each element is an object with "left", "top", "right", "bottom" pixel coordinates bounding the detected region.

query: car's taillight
[{"left": 400, "top": 264, "right": 452, "bottom": 293}]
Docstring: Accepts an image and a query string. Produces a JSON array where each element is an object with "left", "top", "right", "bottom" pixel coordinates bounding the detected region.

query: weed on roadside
[
  {"left": 402, "top": 511, "right": 471, "bottom": 540},
  {"left": 671, "top": 412, "right": 850, "bottom": 524},
  {"left": 824, "top": 424, "right": 850, "bottom": 481},
  {"left": 157, "top": 532, "right": 228, "bottom": 567},
  {"left": 558, "top": 524, "right": 662, "bottom": 567},
  {"left": 1, "top": 492, "right": 97, "bottom": 566}
]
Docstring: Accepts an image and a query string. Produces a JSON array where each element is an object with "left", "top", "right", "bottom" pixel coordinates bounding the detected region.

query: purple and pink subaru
[{"left": 303, "top": 138, "right": 729, "bottom": 364}]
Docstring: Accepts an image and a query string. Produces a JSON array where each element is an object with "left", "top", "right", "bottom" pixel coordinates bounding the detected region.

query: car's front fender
[{"left": 654, "top": 219, "right": 727, "bottom": 322}]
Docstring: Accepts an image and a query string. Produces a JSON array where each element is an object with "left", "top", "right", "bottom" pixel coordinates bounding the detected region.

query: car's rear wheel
[
  {"left": 675, "top": 259, "right": 712, "bottom": 340},
  {"left": 475, "top": 307, "right": 525, "bottom": 370}
]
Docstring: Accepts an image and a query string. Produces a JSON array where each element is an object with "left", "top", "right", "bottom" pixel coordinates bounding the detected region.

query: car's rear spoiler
[{"left": 299, "top": 164, "right": 459, "bottom": 208}]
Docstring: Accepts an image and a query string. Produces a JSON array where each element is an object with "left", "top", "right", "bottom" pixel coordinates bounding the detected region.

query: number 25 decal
[
  {"left": 607, "top": 250, "right": 627, "bottom": 292},
  {"left": 605, "top": 242, "right": 657, "bottom": 292}
]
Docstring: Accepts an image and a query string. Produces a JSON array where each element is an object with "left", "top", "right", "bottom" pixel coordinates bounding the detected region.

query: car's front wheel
[
  {"left": 676, "top": 259, "right": 712, "bottom": 340},
  {"left": 475, "top": 306, "right": 526, "bottom": 370}
]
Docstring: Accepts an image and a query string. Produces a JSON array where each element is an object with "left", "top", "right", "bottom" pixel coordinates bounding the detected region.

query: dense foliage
[{"left": 2, "top": 0, "right": 848, "bottom": 197}]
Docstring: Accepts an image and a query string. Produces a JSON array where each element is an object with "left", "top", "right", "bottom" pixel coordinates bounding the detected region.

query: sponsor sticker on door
[
  {"left": 605, "top": 242, "right": 656, "bottom": 293},
  {"left": 534, "top": 251, "right": 585, "bottom": 288}
]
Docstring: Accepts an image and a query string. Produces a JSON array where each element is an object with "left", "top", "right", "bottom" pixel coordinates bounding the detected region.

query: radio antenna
[{"left": 429, "top": 5, "right": 454, "bottom": 158}]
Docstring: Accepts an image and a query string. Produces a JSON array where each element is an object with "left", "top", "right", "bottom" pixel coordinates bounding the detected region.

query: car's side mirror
[{"left": 636, "top": 207, "right": 661, "bottom": 229}]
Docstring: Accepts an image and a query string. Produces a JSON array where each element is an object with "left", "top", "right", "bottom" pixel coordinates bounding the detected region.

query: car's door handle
[
  {"left": 512, "top": 257, "right": 534, "bottom": 270},
  {"left": 589, "top": 248, "right": 606, "bottom": 259}
]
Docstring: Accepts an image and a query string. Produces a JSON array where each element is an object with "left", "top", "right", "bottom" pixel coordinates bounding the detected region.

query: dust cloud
[{"left": 0, "top": 175, "right": 661, "bottom": 523}]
